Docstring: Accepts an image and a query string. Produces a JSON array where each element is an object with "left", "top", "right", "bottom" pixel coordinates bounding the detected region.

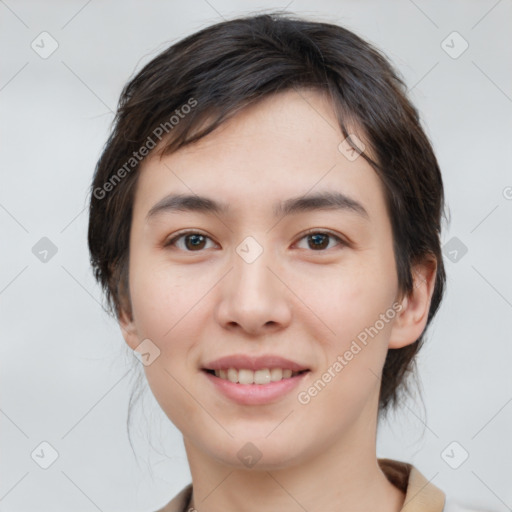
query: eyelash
[{"left": 164, "top": 229, "right": 347, "bottom": 252}]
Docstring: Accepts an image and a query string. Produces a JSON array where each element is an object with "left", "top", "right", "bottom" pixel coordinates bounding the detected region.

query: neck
[{"left": 183, "top": 410, "right": 405, "bottom": 512}]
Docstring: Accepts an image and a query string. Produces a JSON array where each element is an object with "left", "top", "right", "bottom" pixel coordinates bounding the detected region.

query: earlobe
[
  {"left": 118, "top": 307, "right": 140, "bottom": 351},
  {"left": 388, "top": 257, "right": 437, "bottom": 349}
]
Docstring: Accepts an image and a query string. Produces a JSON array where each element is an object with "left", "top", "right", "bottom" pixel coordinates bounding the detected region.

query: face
[{"left": 120, "top": 88, "right": 431, "bottom": 470}]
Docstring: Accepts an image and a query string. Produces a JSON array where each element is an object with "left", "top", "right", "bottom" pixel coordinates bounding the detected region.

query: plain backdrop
[{"left": 1, "top": 1, "right": 511, "bottom": 511}]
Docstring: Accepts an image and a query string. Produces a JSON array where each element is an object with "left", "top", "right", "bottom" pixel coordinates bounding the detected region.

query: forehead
[{"left": 133, "top": 88, "right": 388, "bottom": 224}]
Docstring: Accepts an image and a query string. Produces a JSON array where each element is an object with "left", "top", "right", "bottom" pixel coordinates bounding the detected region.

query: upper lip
[{"left": 203, "top": 354, "right": 309, "bottom": 372}]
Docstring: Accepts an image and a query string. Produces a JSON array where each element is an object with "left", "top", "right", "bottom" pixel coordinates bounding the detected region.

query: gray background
[{"left": 1, "top": 1, "right": 511, "bottom": 511}]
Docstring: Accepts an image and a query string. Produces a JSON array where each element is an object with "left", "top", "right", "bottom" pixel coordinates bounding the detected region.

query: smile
[
  {"left": 202, "top": 369, "right": 310, "bottom": 405},
  {"left": 201, "top": 354, "right": 310, "bottom": 404},
  {"left": 209, "top": 368, "right": 306, "bottom": 385}
]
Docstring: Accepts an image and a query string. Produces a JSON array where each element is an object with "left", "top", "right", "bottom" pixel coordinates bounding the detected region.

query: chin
[
  {"left": 217, "top": 451, "right": 302, "bottom": 471},
  {"left": 207, "top": 435, "right": 309, "bottom": 471}
]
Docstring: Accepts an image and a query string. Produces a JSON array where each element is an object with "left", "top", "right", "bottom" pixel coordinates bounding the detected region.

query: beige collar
[{"left": 156, "top": 458, "right": 445, "bottom": 512}]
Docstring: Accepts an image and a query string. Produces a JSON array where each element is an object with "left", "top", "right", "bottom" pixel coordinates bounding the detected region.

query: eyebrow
[{"left": 146, "top": 191, "right": 369, "bottom": 221}]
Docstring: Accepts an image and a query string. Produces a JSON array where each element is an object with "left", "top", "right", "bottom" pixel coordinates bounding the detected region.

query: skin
[{"left": 119, "top": 88, "right": 437, "bottom": 512}]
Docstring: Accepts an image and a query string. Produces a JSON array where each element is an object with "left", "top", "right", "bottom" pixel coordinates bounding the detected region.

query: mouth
[
  {"left": 201, "top": 354, "right": 310, "bottom": 405},
  {"left": 203, "top": 367, "right": 309, "bottom": 385}
]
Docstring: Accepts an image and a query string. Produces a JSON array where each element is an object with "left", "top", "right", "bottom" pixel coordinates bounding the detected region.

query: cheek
[
  {"left": 293, "top": 258, "right": 397, "bottom": 344},
  {"left": 129, "top": 254, "right": 211, "bottom": 340},
  {"left": 130, "top": 263, "right": 210, "bottom": 429},
  {"left": 294, "top": 269, "right": 396, "bottom": 420},
  {"left": 143, "top": 362, "right": 208, "bottom": 441},
  {"left": 292, "top": 257, "right": 398, "bottom": 414}
]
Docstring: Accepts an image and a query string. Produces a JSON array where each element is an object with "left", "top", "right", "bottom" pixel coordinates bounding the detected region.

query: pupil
[
  {"left": 187, "top": 234, "right": 205, "bottom": 250},
  {"left": 310, "top": 233, "right": 328, "bottom": 250}
]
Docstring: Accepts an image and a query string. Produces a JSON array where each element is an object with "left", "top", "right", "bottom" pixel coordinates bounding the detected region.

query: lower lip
[{"left": 203, "top": 371, "right": 309, "bottom": 405}]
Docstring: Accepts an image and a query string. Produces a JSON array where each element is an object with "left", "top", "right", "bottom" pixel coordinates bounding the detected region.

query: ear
[
  {"left": 388, "top": 255, "right": 438, "bottom": 349},
  {"left": 118, "top": 304, "right": 140, "bottom": 351}
]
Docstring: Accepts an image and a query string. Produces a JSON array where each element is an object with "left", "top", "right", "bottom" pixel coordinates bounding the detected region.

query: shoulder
[
  {"left": 379, "top": 459, "right": 491, "bottom": 512},
  {"left": 152, "top": 477, "right": 492, "bottom": 512}
]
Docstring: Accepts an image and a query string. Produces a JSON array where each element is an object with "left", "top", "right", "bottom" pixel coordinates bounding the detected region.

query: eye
[
  {"left": 164, "top": 231, "right": 217, "bottom": 251},
  {"left": 295, "top": 230, "right": 346, "bottom": 251},
  {"left": 164, "top": 229, "right": 346, "bottom": 252}
]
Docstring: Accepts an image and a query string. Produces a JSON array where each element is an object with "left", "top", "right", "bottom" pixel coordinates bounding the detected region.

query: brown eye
[
  {"left": 308, "top": 233, "right": 329, "bottom": 250},
  {"left": 296, "top": 231, "right": 345, "bottom": 251},
  {"left": 165, "top": 232, "right": 215, "bottom": 251}
]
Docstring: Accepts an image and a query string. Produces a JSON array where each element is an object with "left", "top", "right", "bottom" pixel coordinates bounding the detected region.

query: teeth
[
  {"left": 227, "top": 368, "right": 238, "bottom": 383},
  {"left": 238, "top": 369, "right": 254, "bottom": 385},
  {"left": 213, "top": 368, "right": 301, "bottom": 384},
  {"left": 270, "top": 368, "right": 283, "bottom": 381},
  {"left": 255, "top": 369, "right": 271, "bottom": 384}
]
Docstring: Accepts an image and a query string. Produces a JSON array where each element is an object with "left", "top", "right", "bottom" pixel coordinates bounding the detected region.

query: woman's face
[{"left": 120, "top": 88, "right": 429, "bottom": 469}]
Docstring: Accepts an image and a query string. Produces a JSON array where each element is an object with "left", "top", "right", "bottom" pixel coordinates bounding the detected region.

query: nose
[{"left": 214, "top": 243, "right": 292, "bottom": 336}]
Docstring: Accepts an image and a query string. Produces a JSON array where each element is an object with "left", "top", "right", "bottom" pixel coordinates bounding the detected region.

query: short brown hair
[{"left": 88, "top": 11, "right": 446, "bottom": 414}]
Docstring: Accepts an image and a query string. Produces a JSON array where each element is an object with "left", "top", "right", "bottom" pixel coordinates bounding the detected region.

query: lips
[
  {"left": 202, "top": 354, "right": 309, "bottom": 384},
  {"left": 203, "top": 354, "right": 309, "bottom": 373},
  {"left": 202, "top": 354, "right": 310, "bottom": 404}
]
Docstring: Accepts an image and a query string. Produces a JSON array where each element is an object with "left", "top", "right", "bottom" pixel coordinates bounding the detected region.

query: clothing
[{"left": 154, "top": 458, "right": 448, "bottom": 512}]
